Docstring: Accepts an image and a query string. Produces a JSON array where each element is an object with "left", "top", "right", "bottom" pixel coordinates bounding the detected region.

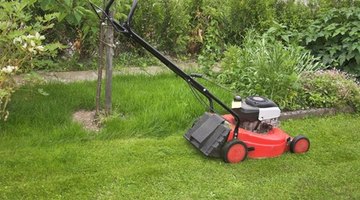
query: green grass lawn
[{"left": 1, "top": 74, "right": 359, "bottom": 199}]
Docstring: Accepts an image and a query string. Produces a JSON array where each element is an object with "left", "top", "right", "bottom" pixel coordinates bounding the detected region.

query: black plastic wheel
[
  {"left": 290, "top": 135, "right": 310, "bottom": 154},
  {"left": 222, "top": 139, "right": 248, "bottom": 163}
]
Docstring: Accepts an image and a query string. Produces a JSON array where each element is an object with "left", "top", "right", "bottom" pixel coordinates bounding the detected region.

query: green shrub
[
  {"left": 0, "top": 0, "right": 61, "bottom": 121},
  {"left": 216, "top": 30, "right": 360, "bottom": 111},
  {"left": 298, "top": 70, "right": 360, "bottom": 111},
  {"left": 38, "top": 0, "right": 103, "bottom": 58},
  {"left": 217, "top": 30, "right": 324, "bottom": 110},
  {"left": 197, "top": 0, "right": 318, "bottom": 70},
  {"left": 274, "top": 0, "right": 315, "bottom": 30},
  {"left": 194, "top": 0, "right": 228, "bottom": 71},
  {"left": 225, "top": 0, "right": 276, "bottom": 44},
  {"left": 133, "top": 0, "right": 191, "bottom": 55},
  {"left": 303, "top": 6, "right": 360, "bottom": 76},
  {"left": 23, "top": 0, "right": 358, "bottom": 62}
]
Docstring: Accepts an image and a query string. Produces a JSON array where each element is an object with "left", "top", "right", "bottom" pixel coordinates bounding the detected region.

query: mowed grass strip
[{"left": 0, "top": 74, "right": 359, "bottom": 199}]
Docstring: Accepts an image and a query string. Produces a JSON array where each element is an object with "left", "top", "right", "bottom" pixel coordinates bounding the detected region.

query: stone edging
[{"left": 280, "top": 106, "right": 354, "bottom": 120}]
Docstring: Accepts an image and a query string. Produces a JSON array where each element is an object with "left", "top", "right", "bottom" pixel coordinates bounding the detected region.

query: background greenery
[{"left": 2, "top": 0, "right": 359, "bottom": 71}]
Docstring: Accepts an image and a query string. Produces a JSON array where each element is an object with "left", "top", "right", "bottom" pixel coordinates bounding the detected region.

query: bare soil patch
[{"left": 72, "top": 110, "right": 100, "bottom": 132}]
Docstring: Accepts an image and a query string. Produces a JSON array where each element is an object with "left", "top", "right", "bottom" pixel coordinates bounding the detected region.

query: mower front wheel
[
  {"left": 222, "top": 139, "right": 248, "bottom": 163},
  {"left": 290, "top": 135, "right": 310, "bottom": 154}
]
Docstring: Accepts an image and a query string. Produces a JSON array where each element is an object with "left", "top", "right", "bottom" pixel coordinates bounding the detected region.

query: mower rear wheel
[
  {"left": 290, "top": 135, "right": 310, "bottom": 154},
  {"left": 222, "top": 139, "right": 248, "bottom": 163}
]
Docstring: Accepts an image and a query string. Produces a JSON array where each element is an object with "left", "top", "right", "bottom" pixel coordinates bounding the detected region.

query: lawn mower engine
[
  {"left": 184, "top": 95, "right": 310, "bottom": 163},
  {"left": 231, "top": 96, "right": 280, "bottom": 133}
]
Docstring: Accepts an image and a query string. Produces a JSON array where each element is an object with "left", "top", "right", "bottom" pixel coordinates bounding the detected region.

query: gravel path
[{"left": 14, "top": 61, "right": 199, "bottom": 85}]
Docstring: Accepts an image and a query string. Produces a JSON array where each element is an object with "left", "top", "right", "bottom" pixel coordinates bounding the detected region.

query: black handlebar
[
  {"left": 126, "top": 0, "right": 138, "bottom": 26},
  {"left": 104, "top": 0, "right": 137, "bottom": 26},
  {"left": 105, "top": 0, "right": 115, "bottom": 15}
]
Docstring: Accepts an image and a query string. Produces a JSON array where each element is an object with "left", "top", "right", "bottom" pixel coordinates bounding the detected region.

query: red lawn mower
[{"left": 91, "top": 0, "right": 310, "bottom": 163}]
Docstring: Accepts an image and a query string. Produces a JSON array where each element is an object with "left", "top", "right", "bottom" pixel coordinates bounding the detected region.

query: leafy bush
[
  {"left": 0, "top": 66, "right": 17, "bottom": 121},
  {"left": 298, "top": 70, "right": 360, "bottom": 111},
  {"left": 225, "top": 0, "right": 276, "bottom": 44},
  {"left": 216, "top": 30, "right": 360, "bottom": 111},
  {"left": 197, "top": 0, "right": 320, "bottom": 71},
  {"left": 303, "top": 6, "right": 360, "bottom": 76},
  {"left": 194, "top": 0, "right": 228, "bottom": 72},
  {"left": 132, "top": 0, "right": 191, "bottom": 55},
  {"left": 38, "top": 0, "right": 102, "bottom": 58},
  {"left": 274, "top": 0, "right": 316, "bottom": 30},
  {"left": 16, "top": 0, "right": 356, "bottom": 62},
  {"left": 0, "top": 0, "right": 61, "bottom": 121},
  {"left": 217, "top": 30, "right": 324, "bottom": 110}
]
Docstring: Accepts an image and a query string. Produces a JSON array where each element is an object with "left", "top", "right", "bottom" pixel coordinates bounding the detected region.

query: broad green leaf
[
  {"left": 64, "top": 0, "right": 72, "bottom": 8},
  {"left": 39, "top": 0, "right": 52, "bottom": 10},
  {"left": 73, "top": 12, "right": 82, "bottom": 24},
  {"left": 58, "top": 12, "right": 68, "bottom": 22},
  {"left": 44, "top": 13, "right": 59, "bottom": 22},
  {"left": 355, "top": 54, "right": 360, "bottom": 64},
  {"left": 281, "top": 35, "right": 289, "bottom": 43},
  {"left": 338, "top": 53, "right": 346, "bottom": 65},
  {"left": 346, "top": 52, "right": 355, "bottom": 61}
]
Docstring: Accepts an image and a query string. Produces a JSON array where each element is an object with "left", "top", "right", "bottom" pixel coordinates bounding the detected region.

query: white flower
[
  {"left": 13, "top": 37, "right": 23, "bottom": 45},
  {"left": 35, "top": 32, "right": 40, "bottom": 39},
  {"left": 30, "top": 40, "right": 36, "bottom": 47},
  {"left": 34, "top": 32, "right": 45, "bottom": 40},
  {"left": 35, "top": 45, "right": 45, "bottom": 52},
  {"left": 1, "top": 66, "right": 18, "bottom": 74},
  {"left": 26, "top": 34, "right": 35, "bottom": 39},
  {"left": 27, "top": 47, "right": 37, "bottom": 54},
  {"left": 22, "top": 42, "right": 28, "bottom": 49}
]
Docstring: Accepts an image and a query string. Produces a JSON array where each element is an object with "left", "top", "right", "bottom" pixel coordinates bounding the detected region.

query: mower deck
[{"left": 223, "top": 114, "right": 290, "bottom": 159}]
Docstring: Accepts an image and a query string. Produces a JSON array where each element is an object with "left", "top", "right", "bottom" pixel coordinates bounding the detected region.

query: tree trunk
[
  {"left": 104, "top": 12, "right": 114, "bottom": 116},
  {"left": 95, "top": 19, "right": 105, "bottom": 116}
]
